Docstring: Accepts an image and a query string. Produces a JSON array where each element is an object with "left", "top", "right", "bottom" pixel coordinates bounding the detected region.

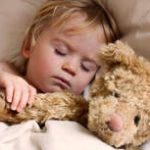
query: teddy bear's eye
[
  {"left": 112, "top": 91, "right": 120, "bottom": 98},
  {"left": 134, "top": 115, "right": 140, "bottom": 126}
]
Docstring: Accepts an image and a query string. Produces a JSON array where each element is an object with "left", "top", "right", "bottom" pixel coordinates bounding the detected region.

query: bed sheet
[{"left": 0, "top": 120, "right": 123, "bottom": 150}]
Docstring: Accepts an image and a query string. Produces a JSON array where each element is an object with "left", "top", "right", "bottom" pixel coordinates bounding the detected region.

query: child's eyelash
[
  {"left": 55, "top": 49, "right": 66, "bottom": 56},
  {"left": 81, "top": 62, "right": 98, "bottom": 73},
  {"left": 81, "top": 64, "right": 90, "bottom": 72}
]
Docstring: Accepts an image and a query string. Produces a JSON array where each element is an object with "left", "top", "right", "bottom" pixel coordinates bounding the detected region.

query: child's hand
[{"left": 0, "top": 72, "right": 37, "bottom": 112}]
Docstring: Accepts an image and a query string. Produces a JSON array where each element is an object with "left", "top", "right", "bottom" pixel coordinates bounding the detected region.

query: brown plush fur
[
  {"left": 88, "top": 41, "right": 150, "bottom": 150},
  {"left": 0, "top": 41, "right": 150, "bottom": 150},
  {"left": 0, "top": 91, "right": 88, "bottom": 124}
]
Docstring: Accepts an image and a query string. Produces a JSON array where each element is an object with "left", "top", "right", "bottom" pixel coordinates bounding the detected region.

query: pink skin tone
[
  {"left": 0, "top": 12, "right": 122, "bottom": 132},
  {"left": 23, "top": 13, "right": 106, "bottom": 95},
  {"left": 0, "top": 12, "right": 106, "bottom": 112},
  {"left": 0, "top": 63, "right": 36, "bottom": 111}
]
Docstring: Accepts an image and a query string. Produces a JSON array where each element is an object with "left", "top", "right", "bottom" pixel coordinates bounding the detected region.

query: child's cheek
[{"left": 73, "top": 80, "right": 89, "bottom": 95}]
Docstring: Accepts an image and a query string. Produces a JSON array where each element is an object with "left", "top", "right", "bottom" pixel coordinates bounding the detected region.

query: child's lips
[{"left": 52, "top": 76, "right": 71, "bottom": 89}]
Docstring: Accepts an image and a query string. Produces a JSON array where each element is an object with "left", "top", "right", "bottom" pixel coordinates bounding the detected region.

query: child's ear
[{"left": 21, "top": 37, "right": 31, "bottom": 58}]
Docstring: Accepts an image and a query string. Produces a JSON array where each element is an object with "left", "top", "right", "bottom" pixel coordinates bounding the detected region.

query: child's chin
[{"left": 40, "top": 85, "right": 64, "bottom": 93}]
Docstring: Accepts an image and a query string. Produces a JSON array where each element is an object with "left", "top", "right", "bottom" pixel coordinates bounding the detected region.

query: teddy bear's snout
[{"left": 106, "top": 113, "right": 124, "bottom": 132}]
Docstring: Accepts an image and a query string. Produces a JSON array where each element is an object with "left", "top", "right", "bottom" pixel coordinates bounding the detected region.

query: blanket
[{"left": 0, "top": 120, "right": 120, "bottom": 150}]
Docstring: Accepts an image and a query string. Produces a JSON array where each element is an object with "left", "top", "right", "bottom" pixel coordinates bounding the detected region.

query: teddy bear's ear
[{"left": 98, "top": 40, "right": 138, "bottom": 67}]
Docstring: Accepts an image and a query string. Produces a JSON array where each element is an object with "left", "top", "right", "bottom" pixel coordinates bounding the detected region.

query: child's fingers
[
  {"left": 5, "top": 82, "right": 13, "bottom": 103},
  {"left": 16, "top": 85, "right": 37, "bottom": 112},
  {"left": 11, "top": 86, "right": 22, "bottom": 111},
  {"left": 28, "top": 86, "right": 37, "bottom": 106},
  {"left": 16, "top": 89, "right": 29, "bottom": 112}
]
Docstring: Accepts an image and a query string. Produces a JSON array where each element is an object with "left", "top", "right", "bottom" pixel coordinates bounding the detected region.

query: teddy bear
[
  {"left": 88, "top": 41, "right": 150, "bottom": 150},
  {"left": 0, "top": 41, "right": 150, "bottom": 150}
]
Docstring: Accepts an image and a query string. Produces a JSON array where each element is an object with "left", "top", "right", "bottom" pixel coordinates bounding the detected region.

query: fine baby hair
[
  {"left": 24, "top": 0, "right": 119, "bottom": 46},
  {"left": 0, "top": 0, "right": 120, "bottom": 113},
  {"left": 13, "top": 0, "right": 119, "bottom": 72}
]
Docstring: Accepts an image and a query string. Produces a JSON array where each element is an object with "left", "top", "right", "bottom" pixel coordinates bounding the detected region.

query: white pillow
[
  {"left": 0, "top": 0, "right": 46, "bottom": 62},
  {"left": 104, "top": 0, "right": 150, "bottom": 59},
  {"left": 0, "top": 0, "right": 150, "bottom": 61}
]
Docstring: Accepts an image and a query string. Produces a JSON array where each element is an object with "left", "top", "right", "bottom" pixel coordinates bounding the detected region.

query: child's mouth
[{"left": 52, "top": 76, "right": 71, "bottom": 90}]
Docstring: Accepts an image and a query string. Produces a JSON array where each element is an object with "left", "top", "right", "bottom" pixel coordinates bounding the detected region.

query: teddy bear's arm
[{"left": 0, "top": 91, "right": 88, "bottom": 124}]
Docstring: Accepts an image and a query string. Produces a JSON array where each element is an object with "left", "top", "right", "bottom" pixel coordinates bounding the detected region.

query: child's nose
[{"left": 62, "top": 59, "right": 78, "bottom": 76}]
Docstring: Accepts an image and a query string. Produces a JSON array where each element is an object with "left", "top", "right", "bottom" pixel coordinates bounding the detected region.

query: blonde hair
[
  {"left": 24, "top": 0, "right": 120, "bottom": 49},
  {"left": 13, "top": 0, "right": 120, "bottom": 72}
]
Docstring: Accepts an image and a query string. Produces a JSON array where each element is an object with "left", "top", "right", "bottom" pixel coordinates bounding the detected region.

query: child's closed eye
[
  {"left": 55, "top": 48, "right": 67, "bottom": 56},
  {"left": 81, "top": 61, "right": 97, "bottom": 72}
]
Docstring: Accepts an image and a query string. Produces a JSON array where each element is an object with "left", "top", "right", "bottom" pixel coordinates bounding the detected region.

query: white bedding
[
  {"left": 0, "top": 1, "right": 150, "bottom": 150},
  {"left": 0, "top": 120, "right": 121, "bottom": 150}
]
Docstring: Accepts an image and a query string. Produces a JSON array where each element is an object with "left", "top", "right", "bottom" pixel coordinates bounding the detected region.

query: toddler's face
[{"left": 22, "top": 12, "right": 106, "bottom": 94}]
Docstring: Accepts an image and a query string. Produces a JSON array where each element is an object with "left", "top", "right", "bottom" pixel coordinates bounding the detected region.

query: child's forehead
[{"left": 50, "top": 12, "right": 99, "bottom": 35}]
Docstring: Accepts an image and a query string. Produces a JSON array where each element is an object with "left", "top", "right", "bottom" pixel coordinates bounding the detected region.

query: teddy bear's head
[{"left": 88, "top": 41, "right": 150, "bottom": 148}]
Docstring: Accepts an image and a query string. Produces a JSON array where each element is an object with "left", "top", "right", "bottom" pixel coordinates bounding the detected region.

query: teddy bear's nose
[{"left": 107, "top": 113, "right": 123, "bottom": 132}]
